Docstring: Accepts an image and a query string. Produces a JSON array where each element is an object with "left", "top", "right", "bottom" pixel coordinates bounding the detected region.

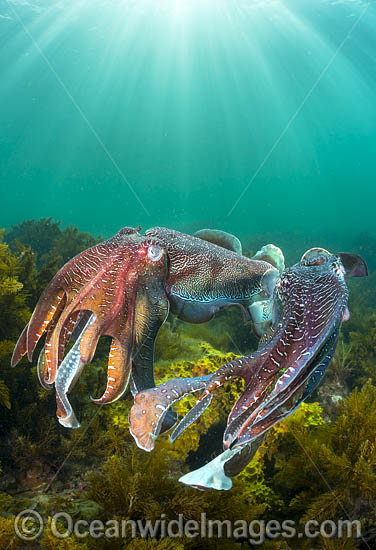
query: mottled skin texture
[
  {"left": 12, "top": 226, "right": 276, "bottom": 426},
  {"left": 145, "top": 227, "right": 276, "bottom": 326},
  {"left": 12, "top": 227, "right": 169, "bottom": 424},
  {"left": 129, "top": 251, "right": 367, "bottom": 478}
]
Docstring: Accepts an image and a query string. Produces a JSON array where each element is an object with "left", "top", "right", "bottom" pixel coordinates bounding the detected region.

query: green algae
[{"left": 1, "top": 219, "right": 376, "bottom": 549}]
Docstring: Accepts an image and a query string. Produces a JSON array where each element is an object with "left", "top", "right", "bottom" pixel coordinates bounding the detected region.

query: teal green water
[{"left": 1, "top": 0, "right": 375, "bottom": 249}]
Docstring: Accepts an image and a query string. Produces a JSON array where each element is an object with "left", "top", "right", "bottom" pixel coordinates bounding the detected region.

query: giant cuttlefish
[
  {"left": 12, "top": 226, "right": 282, "bottom": 429},
  {"left": 129, "top": 249, "right": 367, "bottom": 490}
]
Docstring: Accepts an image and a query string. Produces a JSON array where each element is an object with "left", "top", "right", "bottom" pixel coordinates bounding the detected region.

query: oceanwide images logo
[{"left": 14, "top": 510, "right": 361, "bottom": 544}]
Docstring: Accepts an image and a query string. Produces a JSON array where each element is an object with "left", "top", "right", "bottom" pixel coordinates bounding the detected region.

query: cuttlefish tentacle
[
  {"left": 11, "top": 324, "right": 28, "bottom": 366},
  {"left": 40, "top": 235, "right": 152, "bottom": 386},
  {"left": 132, "top": 251, "right": 366, "bottom": 467},
  {"left": 130, "top": 277, "right": 175, "bottom": 433},
  {"left": 90, "top": 293, "right": 136, "bottom": 405},
  {"left": 12, "top": 227, "right": 172, "bottom": 428},
  {"left": 55, "top": 313, "right": 96, "bottom": 428},
  {"left": 244, "top": 334, "right": 340, "bottom": 444},
  {"left": 222, "top": 260, "right": 348, "bottom": 449},
  {"left": 11, "top": 289, "right": 66, "bottom": 368},
  {"left": 57, "top": 311, "right": 80, "bottom": 365},
  {"left": 233, "top": 330, "right": 340, "bottom": 449},
  {"left": 37, "top": 345, "right": 52, "bottom": 390},
  {"left": 131, "top": 271, "right": 170, "bottom": 394},
  {"left": 130, "top": 355, "right": 257, "bottom": 448},
  {"left": 11, "top": 225, "right": 294, "bottom": 432},
  {"left": 170, "top": 394, "right": 212, "bottom": 444},
  {"left": 252, "top": 332, "right": 339, "bottom": 431},
  {"left": 229, "top": 253, "right": 366, "bottom": 454},
  {"left": 26, "top": 289, "right": 66, "bottom": 361},
  {"left": 12, "top": 226, "right": 141, "bottom": 371},
  {"left": 43, "top": 309, "right": 79, "bottom": 385},
  {"left": 129, "top": 375, "right": 211, "bottom": 452},
  {"left": 91, "top": 244, "right": 169, "bottom": 405},
  {"left": 45, "top": 265, "right": 124, "bottom": 383},
  {"left": 175, "top": 253, "right": 368, "bottom": 490},
  {"left": 165, "top": 353, "right": 262, "bottom": 443},
  {"left": 37, "top": 310, "right": 80, "bottom": 389}
]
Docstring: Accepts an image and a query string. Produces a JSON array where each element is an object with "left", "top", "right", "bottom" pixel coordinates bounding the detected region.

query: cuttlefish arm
[
  {"left": 162, "top": 250, "right": 365, "bottom": 450},
  {"left": 57, "top": 243, "right": 168, "bottom": 421},
  {"left": 224, "top": 249, "right": 367, "bottom": 447},
  {"left": 128, "top": 352, "right": 256, "bottom": 450},
  {"left": 131, "top": 274, "right": 170, "bottom": 394},
  {"left": 37, "top": 310, "right": 81, "bottom": 391},
  {"left": 130, "top": 280, "right": 176, "bottom": 433},
  {"left": 129, "top": 375, "right": 211, "bottom": 451},
  {"left": 89, "top": 243, "right": 169, "bottom": 406},
  {"left": 55, "top": 313, "right": 96, "bottom": 428},
  {"left": 11, "top": 227, "right": 142, "bottom": 379},
  {"left": 12, "top": 229, "right": 170, "bottom": 420},
  {"left": 179, "top": 314, "right": 340, "bottom": 491},
  {"left": 178, "top": 334, "right": 338, "bottom": 492},
  {"left": 233, "top": 329, "right": 340, "bottom": 447},
  {"left": 254, "top": 330, "right": 339, "bottom": 426}
]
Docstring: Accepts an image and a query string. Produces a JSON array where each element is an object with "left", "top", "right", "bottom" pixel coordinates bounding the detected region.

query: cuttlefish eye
[
  {"left": 147, "top": 245, "right": 163, "bottom": 262},
  {"left": 301, "top": 247, "right": 330, "bottom": 267}
]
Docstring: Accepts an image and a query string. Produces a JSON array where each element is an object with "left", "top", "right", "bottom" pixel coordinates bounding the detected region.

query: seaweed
[
  {"left": 5, "top": 218, "right": 62, "bottom": 264},
  {"left": 1, "top": 220, "right": 376, "bottom": 550}
]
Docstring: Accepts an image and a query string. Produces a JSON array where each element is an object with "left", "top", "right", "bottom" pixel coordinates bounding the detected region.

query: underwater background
[{"left": 1, "top": 0, "right": 376, "bottom": 548}]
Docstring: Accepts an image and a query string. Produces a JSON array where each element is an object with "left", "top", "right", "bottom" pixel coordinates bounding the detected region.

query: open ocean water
[{"left": 1, "top": 0, "right": 375, "bottom": 249}]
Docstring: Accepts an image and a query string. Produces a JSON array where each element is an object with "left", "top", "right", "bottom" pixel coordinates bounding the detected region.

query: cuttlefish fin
[
  {"left": 338, "top": 253, "right": 368, "bottom": 278},
  {"left": 129, "top": 375, "right": 211, "bottom": 452},
  {"left": 194, "top": 229, "right": 242, "bottom": 255},
  {"left": 251, "top": 244, "right": 285, "bottom": 273}
]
